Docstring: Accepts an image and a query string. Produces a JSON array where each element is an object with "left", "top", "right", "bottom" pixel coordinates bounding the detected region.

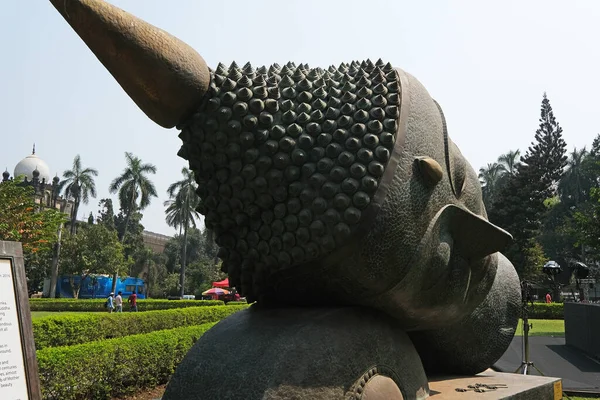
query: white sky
[{"left": 1, "top": 0, "right": 598, "bottom": 236}]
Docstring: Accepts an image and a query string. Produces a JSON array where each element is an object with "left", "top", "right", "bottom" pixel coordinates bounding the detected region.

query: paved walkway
[{"left": 493, "top": 336, "right": 600, "bottom": 393}]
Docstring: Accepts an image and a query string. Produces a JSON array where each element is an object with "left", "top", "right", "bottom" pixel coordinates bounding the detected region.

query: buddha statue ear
[{"left": 48, "top": 0, "right": 210, "bottom": 128}]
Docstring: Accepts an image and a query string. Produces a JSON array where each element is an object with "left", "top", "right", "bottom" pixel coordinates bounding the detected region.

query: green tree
[
  {"left": 478, "top": 162, "right": 504, "bottom": 210},
  {"left": 130, "top": 246, "right": 167, "bottom": 298},
  {"left": 60, "top": 155, "right": 98, "bottom": 235},
  {"left": 0, "top": 179, "right": 66, "bottom": 289},
  {"left": 559, "top": 147, "right": 591, "bottom": 207},
  {"left": 203, "top": 228, "right": 218, "bottom": 263},
  {"left": 114, "top": 209, "right": 145, "bottom": 260},
  {"left": 96, "top": 198, "right": 145, "bottom": 268},
  {"left": 186, "top": 259, "right": 226, "bottom": 297},
  {"left": 97, "top": 198, "right": 116, "bottom": 231},
  {"left": 498, "top": 149, "right": 521, "bottom": 176},
  {"left": 59, "top": 223, "right": 128, "bottom": 298},
  {"left": 0, "top": 180, "right": 65, "bottom": 252},
  {"left": 164, "top": 167, "right": 201, "bottom": 297},
  {"left": 108, "top": 152, "right": 157, "bottom": 292},
  {"left": 163, "top": 228, "right": 206, "bottom": 274},
  {"left": 521, "top": 239, "right": 548, "bottom": 282},
  {"left": 489, "top": 93, "right": 567, "bottom": 276},
  {"left": 574, "top": 188, "right": 600, "bottom": 262},
  {"left": 479, "top": 150, "right": 520, "bottom": 213}
]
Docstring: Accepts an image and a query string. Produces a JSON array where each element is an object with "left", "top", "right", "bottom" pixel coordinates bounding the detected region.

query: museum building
[
  {"left": 2, "top": 145, "right": 74, "bottom": 216},
  {"left": 2, "top": 146, "right": 171, "bottom": 254}
]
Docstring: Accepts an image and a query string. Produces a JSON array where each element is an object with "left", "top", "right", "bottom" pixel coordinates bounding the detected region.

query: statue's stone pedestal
[{"left": 428, "top": 369, "right": 562, "bottom": 399}]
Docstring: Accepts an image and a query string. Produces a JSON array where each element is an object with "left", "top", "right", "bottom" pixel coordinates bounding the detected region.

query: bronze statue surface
[{"left": 49, "top": 1, "right": 522, "bottom": 398}]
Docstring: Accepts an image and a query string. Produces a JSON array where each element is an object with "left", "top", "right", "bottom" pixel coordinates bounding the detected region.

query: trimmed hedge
[
  {"left": 226, "top": 300, "right": 248, "bottom": 305},
  {"left": 30, "top": 298, "right": 223, "bottom": 312},
  {"left": 526, "top": 302, "right": 564, "bottom": 319},
  {"left": 33, "top": 305, "right": 248, "bottom": 349},
  {"left": 37, "top": 323, "right": 215, "bottom": 400}
]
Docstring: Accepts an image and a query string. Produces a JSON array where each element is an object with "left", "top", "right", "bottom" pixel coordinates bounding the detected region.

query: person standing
[
  {"left": 545, "top": 292, "right": 552, "bottom": 303},
  {"left": 128, "top": 290, "right": 138, "bottom": 312},
  {"left": 115, "top": 291, "right": 123, "bottom": 313},
  {"left": 106, "top": 293, "right": 115, "bottom": 313}
]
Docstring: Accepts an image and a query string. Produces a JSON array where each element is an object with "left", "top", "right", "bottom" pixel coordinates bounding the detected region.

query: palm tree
[
  {"left": 559, "top": 147, "right": 589, "bottom": 205},
  {"left": 498, "top": 149, "right": 521, "bottom": 176},
  {"left": 478, "top": 162, "right": 503, "bottom": 208},
  {"left": 60, "top": 155, "right": 98, "bottom": 234},
  {"left": 109, "top": 152, "right": 157, "bottom": 292},
  {"left": 164, "top": 167, "right": 201, "bottom": 297}
]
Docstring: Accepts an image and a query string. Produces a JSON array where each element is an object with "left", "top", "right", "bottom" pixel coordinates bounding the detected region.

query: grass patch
[
  {"left": 568, "top": 397, "right": 600, "bottom": 400},
  {"left": 515, "top": 319, "right": 564, "bottom": 337}
]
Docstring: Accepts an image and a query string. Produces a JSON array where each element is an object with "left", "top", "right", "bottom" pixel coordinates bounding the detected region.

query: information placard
[
  {"left": 0, "top": 258, "right": 29, "bottom": 399},
  {"left": 0, "top": 241, "right": 41, "bottom": 400}
]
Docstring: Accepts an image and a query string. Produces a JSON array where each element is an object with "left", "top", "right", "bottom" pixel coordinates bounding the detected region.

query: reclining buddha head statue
[{"left": 50, "top": 0, "right": 515, "bottom": 332}]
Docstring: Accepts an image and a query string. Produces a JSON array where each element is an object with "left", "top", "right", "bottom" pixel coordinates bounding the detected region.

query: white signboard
[{"left": 0, "top": 258, "right": 29, "bottom": 400}]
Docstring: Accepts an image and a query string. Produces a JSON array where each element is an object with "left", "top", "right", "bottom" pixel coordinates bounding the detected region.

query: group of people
[{"left": 105, "top": 291, "right": 138, "bottom": 313}]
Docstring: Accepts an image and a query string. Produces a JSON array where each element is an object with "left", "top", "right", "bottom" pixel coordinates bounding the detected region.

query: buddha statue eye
[
  {"left": 448, "top": 142, "right": 466, "bottom": 199},
  {"left": 433, "top": 98, "right": 466, "bottom": 199}
]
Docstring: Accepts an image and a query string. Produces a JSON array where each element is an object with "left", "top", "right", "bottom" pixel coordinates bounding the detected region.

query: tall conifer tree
[{"left": 489, "top": 93, "right": 567, "bottom": 277}]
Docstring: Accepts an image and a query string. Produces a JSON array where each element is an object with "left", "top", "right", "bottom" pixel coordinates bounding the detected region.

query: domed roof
[{"left": 14, "top": 146, "right": 52, "bottom": 183}]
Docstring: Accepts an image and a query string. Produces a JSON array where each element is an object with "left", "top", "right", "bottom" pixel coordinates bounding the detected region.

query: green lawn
[
  {"left": 569, "top": 397, "right": 600, "bottom": 400},
  {"left": 515, "top": 319, "right": 564, "bottom": 337}
]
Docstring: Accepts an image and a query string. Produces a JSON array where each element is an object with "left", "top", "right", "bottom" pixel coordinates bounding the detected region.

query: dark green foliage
[
  {"left": 96, "top": 198, "right": 145, "bottom": 261},
  {"left": 488, "top": 93, "right": 567, "bottom": 276},
  {"left": 60, "top": 155, "right": 98, "bottom": 235},
  {"left": 161, "top": 228, "right": 223, "bottom": 296},
  {"left": 574, "top": 188, "right": 600, "bottom": 264},
  {"left": 37, "top": 323, "right": 215, "bottom": 400},
  {"left": 164, "top": 167, "right": 202, "bottom": 297},
  {"left": 164, "top": 228, "right": 201, "bottom": 273},
  {"left": 29, "top": 298, "right": 223, "bottom": 312},
  {"left": 114, "top": 209, "right": 145, "bottom": 258},
  {"left": 186, "top": 259, "right": 227, "bottom": 296},
  {"left": 0, "top": 179, "right": 66, "bottom": 289},
  {"left": 33, "top": 305, "right": 247, "bottom": 349},
  {"left": 96, "top": 198, "right": 116, "bottom": 231},
  {"left": 130, "top": 246, "right": 169, "bottom": 298},
  {"left": 59, "top": 223, "right": 128, "bottom": 298},
  {"left": 527, "top": 302, "right": 564, "bottom": 320}
]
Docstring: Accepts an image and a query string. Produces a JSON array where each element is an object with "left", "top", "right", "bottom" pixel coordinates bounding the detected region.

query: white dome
[{"left": 14, "top": 154, "right": 52, "bottom": 183}]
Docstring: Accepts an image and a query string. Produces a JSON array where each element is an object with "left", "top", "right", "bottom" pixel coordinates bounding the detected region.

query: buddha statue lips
[{"left": 49, "top": 0, "right": 514, "bottom": 331}]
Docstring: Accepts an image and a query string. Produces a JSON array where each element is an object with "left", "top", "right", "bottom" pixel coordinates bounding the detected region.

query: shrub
[
  {"left": 526, "top": 302, "right": 564, "bottom": 319},
  {"left": 29, "top": 298, "right": 223, "bottom": 312},
  {"left": 37, "top": 323, "right": 215, "bottom": 400},
  {"left": 226, "top": 300, "right": 248, "bottom": 305},
  {"left": 33, "top": 305, "right": 248, "bottom": 349}
]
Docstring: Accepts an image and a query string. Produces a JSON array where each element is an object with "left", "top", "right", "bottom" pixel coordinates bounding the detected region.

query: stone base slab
[{"left": 428, "top": 369, "right": 562, "bottom": 399}]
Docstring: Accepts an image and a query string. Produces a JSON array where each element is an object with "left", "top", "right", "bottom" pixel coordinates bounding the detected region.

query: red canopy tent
[{"left": 212, "top": 278, "right": 229, "bottom": 288}]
